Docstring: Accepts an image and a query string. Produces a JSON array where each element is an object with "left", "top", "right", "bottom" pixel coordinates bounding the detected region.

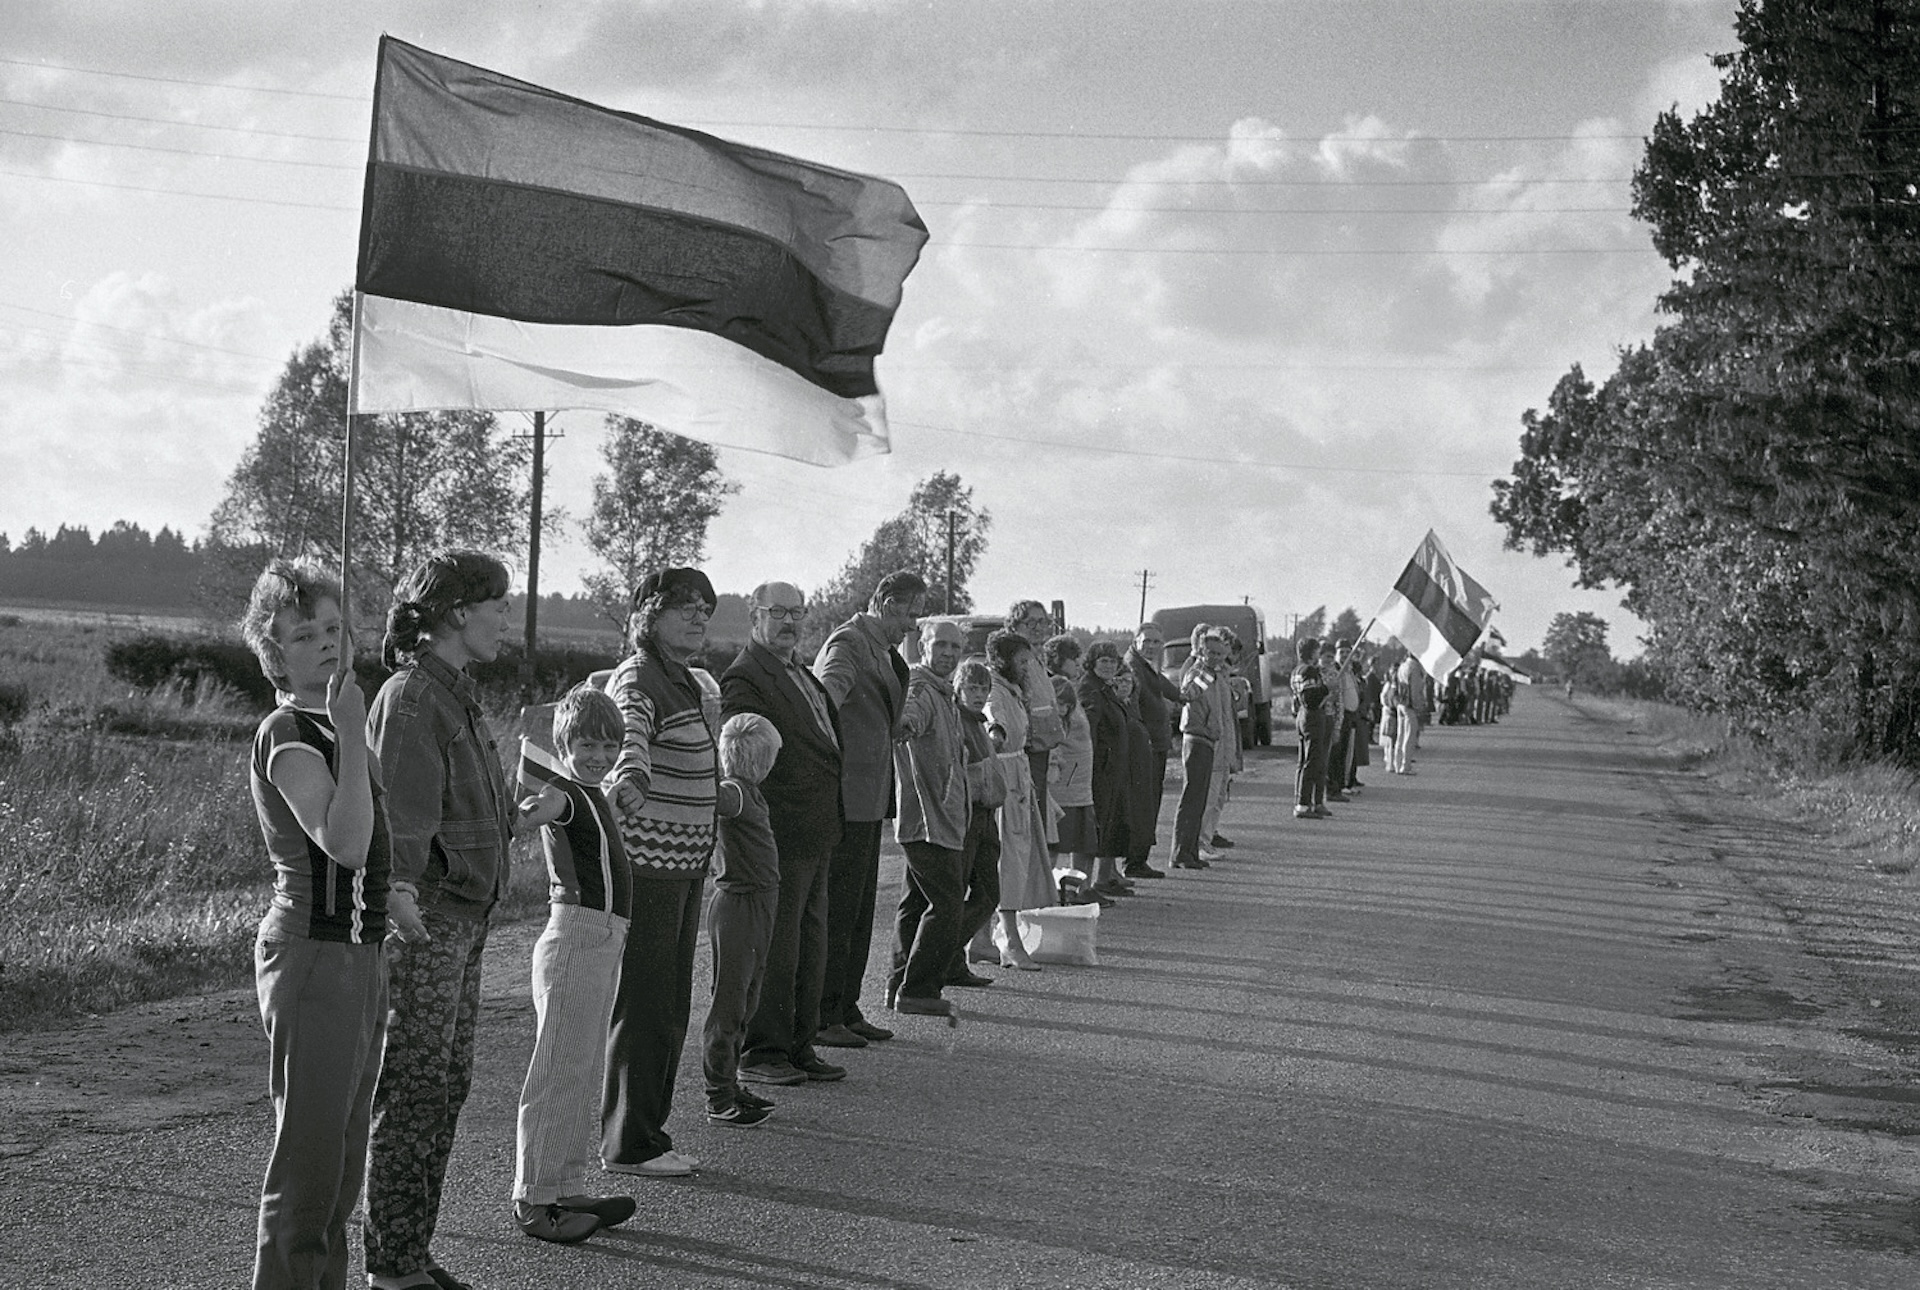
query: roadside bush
[
  {"left": 0, "top": 679, "right": 27, "bottom": 726},
  {"left": 104, "top": 633, "right": 276, "bottom": 708}
]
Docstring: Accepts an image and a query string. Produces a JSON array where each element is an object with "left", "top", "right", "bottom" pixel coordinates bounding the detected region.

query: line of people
[{"left": 235, "top": 552, "right": 1256, "bottom": 1290}]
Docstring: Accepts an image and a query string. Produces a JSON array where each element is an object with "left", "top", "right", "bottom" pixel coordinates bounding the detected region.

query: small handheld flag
[{"left": 518, "top": 736, "right": 568, "bottom": 796}]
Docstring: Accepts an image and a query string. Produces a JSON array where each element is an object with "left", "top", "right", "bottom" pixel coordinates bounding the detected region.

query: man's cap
[{"left": 633, "top": 567, "right": 716, "bottom": 610}]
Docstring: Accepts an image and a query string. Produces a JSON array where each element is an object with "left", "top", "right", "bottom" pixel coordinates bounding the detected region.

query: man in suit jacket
[
  {"left": 721, "top": 581, "right": 848, "bottom": 1085},
  {"left": 1124, "top": 621, "right": 1185, "bottom": 879},
  {"left": 811, "top": 570, "right": 926, "bottom": 1046}
]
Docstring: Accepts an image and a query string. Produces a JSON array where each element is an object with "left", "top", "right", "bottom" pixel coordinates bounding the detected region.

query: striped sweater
[{"left": 606, "top": 646, "right": 719, "bottom": 878}]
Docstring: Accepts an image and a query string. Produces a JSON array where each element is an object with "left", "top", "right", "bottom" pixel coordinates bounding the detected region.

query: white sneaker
[
  {"left": 666, "top": 1150, "right": 701, "bottom": 1169},
  {"left": 1198, "top": 847, "right": 1224, "bottom": 861}
]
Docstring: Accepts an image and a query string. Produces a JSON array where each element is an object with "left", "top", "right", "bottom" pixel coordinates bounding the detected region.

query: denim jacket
[{"left": 367, "top": 651, "right": 511, "bottom": 919}]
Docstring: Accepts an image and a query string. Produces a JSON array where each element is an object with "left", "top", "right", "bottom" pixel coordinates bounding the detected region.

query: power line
[
  {"left": 937, "top": 241, "right": 1651, "bottom": 256},
  {"left": 0, "top": 55, "right": 363, "bottom": 101},
  {"left": 898, "top": 420, "right": 1502, "bottom": 477},
  {"left": 0, "top": 166, "right": 355, "bottom": 211},
  {"left": 917, "top": 197, "right": 1632, "bottom": 214},
  {"left": 0, "top": 304, "right": 285, "bottom": 363},
  {"left": 0, "top": 95, "right": 364, "bottom": 143},
  {"left": 0, "top": 124, "right": 361, "bottom": 170}
]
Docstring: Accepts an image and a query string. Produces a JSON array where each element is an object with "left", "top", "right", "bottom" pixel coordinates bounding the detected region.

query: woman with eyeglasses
[{"left": 600, "top": 567, "right": 722, "bottom": 1179}]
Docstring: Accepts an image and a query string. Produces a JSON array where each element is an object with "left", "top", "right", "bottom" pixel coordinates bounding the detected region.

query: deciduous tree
[
  {"left": 206, "top": 290, "right": 539, "bottom": 623},
  {"left": 805, "top": 472, "right": 991, "bottom": 654},
  {"left": 581, "top": 418, "right": 739, "bottom": 635}
]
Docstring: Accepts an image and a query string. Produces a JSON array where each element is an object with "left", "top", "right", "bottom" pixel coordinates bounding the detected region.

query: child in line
[
  {"left": 951, "top": 659, "right": 1004, "bottom": 981},
  {"left": 1047, "top": 674, "right": 1107, "bottom": 908},
  {"left": 511, "top": 684, "right": 639, "bottom": 1243},
  {"left": 240, "top": 560, "right": 389, "bottom": 1290},
  {"left": 703, "top": 713, "right": 786, "bottom": 1127}
]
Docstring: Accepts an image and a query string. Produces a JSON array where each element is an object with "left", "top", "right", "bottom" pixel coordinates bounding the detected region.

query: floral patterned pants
[{"left": 362, "top": 908, "right": 488, "bottom": 1279}]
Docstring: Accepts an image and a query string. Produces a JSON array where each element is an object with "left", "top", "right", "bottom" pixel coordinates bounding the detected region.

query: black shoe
[
  {"left": 734, "top": 1086, "right": 776, "bottom": 1112},
  {"left": 1327, "top": 791, "right": 1351, "bottom": 802},
  {"left": 1210, "top": 834, "right": 1236, "bottom": 849},
  {"left": 708, "top": 1101, "right": 772, "bottom": 1127},
  {"left": 793, "top": 1052, "right": 848, "bottom": 1081},
  {"left": 1172, "top": 856, "right": 1210, "bottom": 870},
  {"left": 515, "top": 1201, "right": 601, "bottom": 1243},
  {"left": 812, "top": 1023, "right": 868, "bottom": 1048},
  {"left": 847, "top": 1018, "right": 894, "bottom": 1042},
  {"left": 556, "top": 1194, "right": 637, "bottom": 1228},
  {"left": 1124, "top": 864, "right": 1168, "bottom": 879},
  {"left": 947, "top": 969, "right": 994, "bottom": 987}
]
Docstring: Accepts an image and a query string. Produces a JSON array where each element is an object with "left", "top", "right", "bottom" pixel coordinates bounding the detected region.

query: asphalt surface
[{"left": 5, "top": 689, "right": 1920, "bottom": 1288}]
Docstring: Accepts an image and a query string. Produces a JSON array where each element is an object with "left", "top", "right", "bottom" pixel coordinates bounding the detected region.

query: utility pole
[
  {"left": 944, "top": 509, "right": 957, "bottom": 614},
  {"left": 1136, "top": 568, "right": 1154, "bottom": 624},
  {"left": 521, "top": 411, "right": 547, "bottom": 703}
]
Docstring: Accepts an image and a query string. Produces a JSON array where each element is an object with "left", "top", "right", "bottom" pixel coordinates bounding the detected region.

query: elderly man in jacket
[
  {"left": 886, "top": 619, "right": 970, "bottom": 1018},
  {"left": 812, "top": 570, "right": 926, "bottom": 1046},
  {"left": 720, "top": 581, "right": 847, "bottom": 1086},
  {"left": 1123, "top": 622, "right": 1183, "bottom": 879}
]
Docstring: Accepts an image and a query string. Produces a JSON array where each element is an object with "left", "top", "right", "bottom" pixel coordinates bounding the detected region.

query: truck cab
[{"left": 1149, "top": 603, "right": 1273, "bottom": 746}]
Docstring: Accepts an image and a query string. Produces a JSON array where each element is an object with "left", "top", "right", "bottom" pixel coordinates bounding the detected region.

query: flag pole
[
  {"left": 327, "top": 290, "right": 369, "bottom": 919},
  {"left": 342, "top": 291, "right": 364, "bottom": 674}
]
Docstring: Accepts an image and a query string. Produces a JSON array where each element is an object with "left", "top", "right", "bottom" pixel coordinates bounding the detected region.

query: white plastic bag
[{"left": 993, "top": 902, "right": 1100, "bottom": 966}]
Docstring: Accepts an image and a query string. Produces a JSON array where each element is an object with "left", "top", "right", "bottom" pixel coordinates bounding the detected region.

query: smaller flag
[
  {"left": 1478, "top": 656, "right": 1532, "bottom": 685},
  {"left": 518, "top": 736, "right": 568, "bottom": 796},
  {"left": 1372, "top": 530, "right": 1498, "bottom": 680}
]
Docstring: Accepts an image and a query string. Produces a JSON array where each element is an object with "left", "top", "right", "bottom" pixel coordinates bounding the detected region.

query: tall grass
[
  {"left": 1577, "top": 694, "right": 1920, "bottom": 875},
  {"left": 0, "top": 614, "right": 548, "bottom": 1031}
]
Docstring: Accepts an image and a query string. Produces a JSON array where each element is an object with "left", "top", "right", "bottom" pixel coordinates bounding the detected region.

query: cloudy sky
[{"left": 0, "top": 0, "right": 1736, "bottom": 650}]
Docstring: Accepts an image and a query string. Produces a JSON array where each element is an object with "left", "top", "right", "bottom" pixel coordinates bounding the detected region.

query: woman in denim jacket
[{"left": 363, "top": 550, "right": 514, "bottom": 1290}]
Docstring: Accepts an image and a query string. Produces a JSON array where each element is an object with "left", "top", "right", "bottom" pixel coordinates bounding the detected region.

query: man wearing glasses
[
  {"left": 719, "top": 582, "right": 848, "bottom": 1085},
  {"left": 812, "top": 571, "right": 928, "bottom": 1047}
]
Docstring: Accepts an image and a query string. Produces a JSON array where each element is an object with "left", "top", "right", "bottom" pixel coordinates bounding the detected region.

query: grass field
[
  {"left": 1578, "top": 694, "right": 1920, "bottom": 874},
  {"left": 0, "top": 609, "right": 548, "bottom": 1032}
]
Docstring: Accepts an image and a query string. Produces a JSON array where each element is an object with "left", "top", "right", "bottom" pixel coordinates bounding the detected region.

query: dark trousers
[
  {"left": 1297, "top": 710, "right": 1331, "bottom": 807},
  {"left": 1331, "top": 713, "right": 1356, "bottom": 789},
  {"left": 741, "top": 823, "right": 833, "bottom": 1067},
  {"left": 890, "top": 839, "right": 968, "bottom": 1002},
  {"left": 1173, "top": 736, "right": 1215, "bottom": 864},
  {"left": 821, "top": 818, "right": 884, "bottom": 1028},
  {"left": 950, "top": 807, "right": 1002, "bottom": 970},
  {"left": 1127, "top": 751, "right": 1170, "bottom": 869},
  {"left": 702, "top": 886, "right": 777, "bottom": 1108},
  {"left": 602, "top": 876, "right": 702, "bottom": 1167},
  {"left": 254, "top": 935, "right": 386, "bottom": 1290}
]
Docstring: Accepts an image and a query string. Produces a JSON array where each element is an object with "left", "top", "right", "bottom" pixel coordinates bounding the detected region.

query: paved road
[{"left": 5, "top": 690, "right": 1920, "bottom": 1287}]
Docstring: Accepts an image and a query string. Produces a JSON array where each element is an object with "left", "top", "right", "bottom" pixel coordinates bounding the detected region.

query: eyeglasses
[
  {"left": 756, "top": 604, "right": 808, "bottom": 622},
  {"left": 669, "top": 602, "right": 714, "bottom": 621}
]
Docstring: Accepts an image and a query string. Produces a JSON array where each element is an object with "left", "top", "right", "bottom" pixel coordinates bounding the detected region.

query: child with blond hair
[
  {"left": 703, "top": 712, "right": 787, "bottom": 1125},
  {"left": 240, "top": 559, "right": 388, "bottom": 1290}
]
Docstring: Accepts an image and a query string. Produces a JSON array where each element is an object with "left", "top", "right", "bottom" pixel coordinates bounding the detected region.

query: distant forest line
[{"left": 0, "top": 520, "right": 680, "bottom": 636}]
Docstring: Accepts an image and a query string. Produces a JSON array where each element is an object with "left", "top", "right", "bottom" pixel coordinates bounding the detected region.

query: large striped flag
[
  {"left": 350, "top": 38, "right": 927, "bottom": 466},
  {"left": 1372, "top": 530, "right": 1498, "bottom": 680}
]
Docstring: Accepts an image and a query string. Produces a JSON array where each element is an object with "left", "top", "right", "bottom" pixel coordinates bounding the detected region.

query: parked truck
[{"left": 1150, "top": 603, "right": 1273, "bottom": 746}]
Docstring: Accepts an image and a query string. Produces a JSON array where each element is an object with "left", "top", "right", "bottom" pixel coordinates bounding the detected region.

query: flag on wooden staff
[
  {"left": 350, "top": 37, "right": 927, "bottom": 466},
  {"left": 1372, "top": 530, "right": 1498, "bottom": 680}
]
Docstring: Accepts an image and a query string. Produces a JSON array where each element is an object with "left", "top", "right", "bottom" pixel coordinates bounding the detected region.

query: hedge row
[{"left": 102, "top": 633, "right": 748, "bottom": 714}]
